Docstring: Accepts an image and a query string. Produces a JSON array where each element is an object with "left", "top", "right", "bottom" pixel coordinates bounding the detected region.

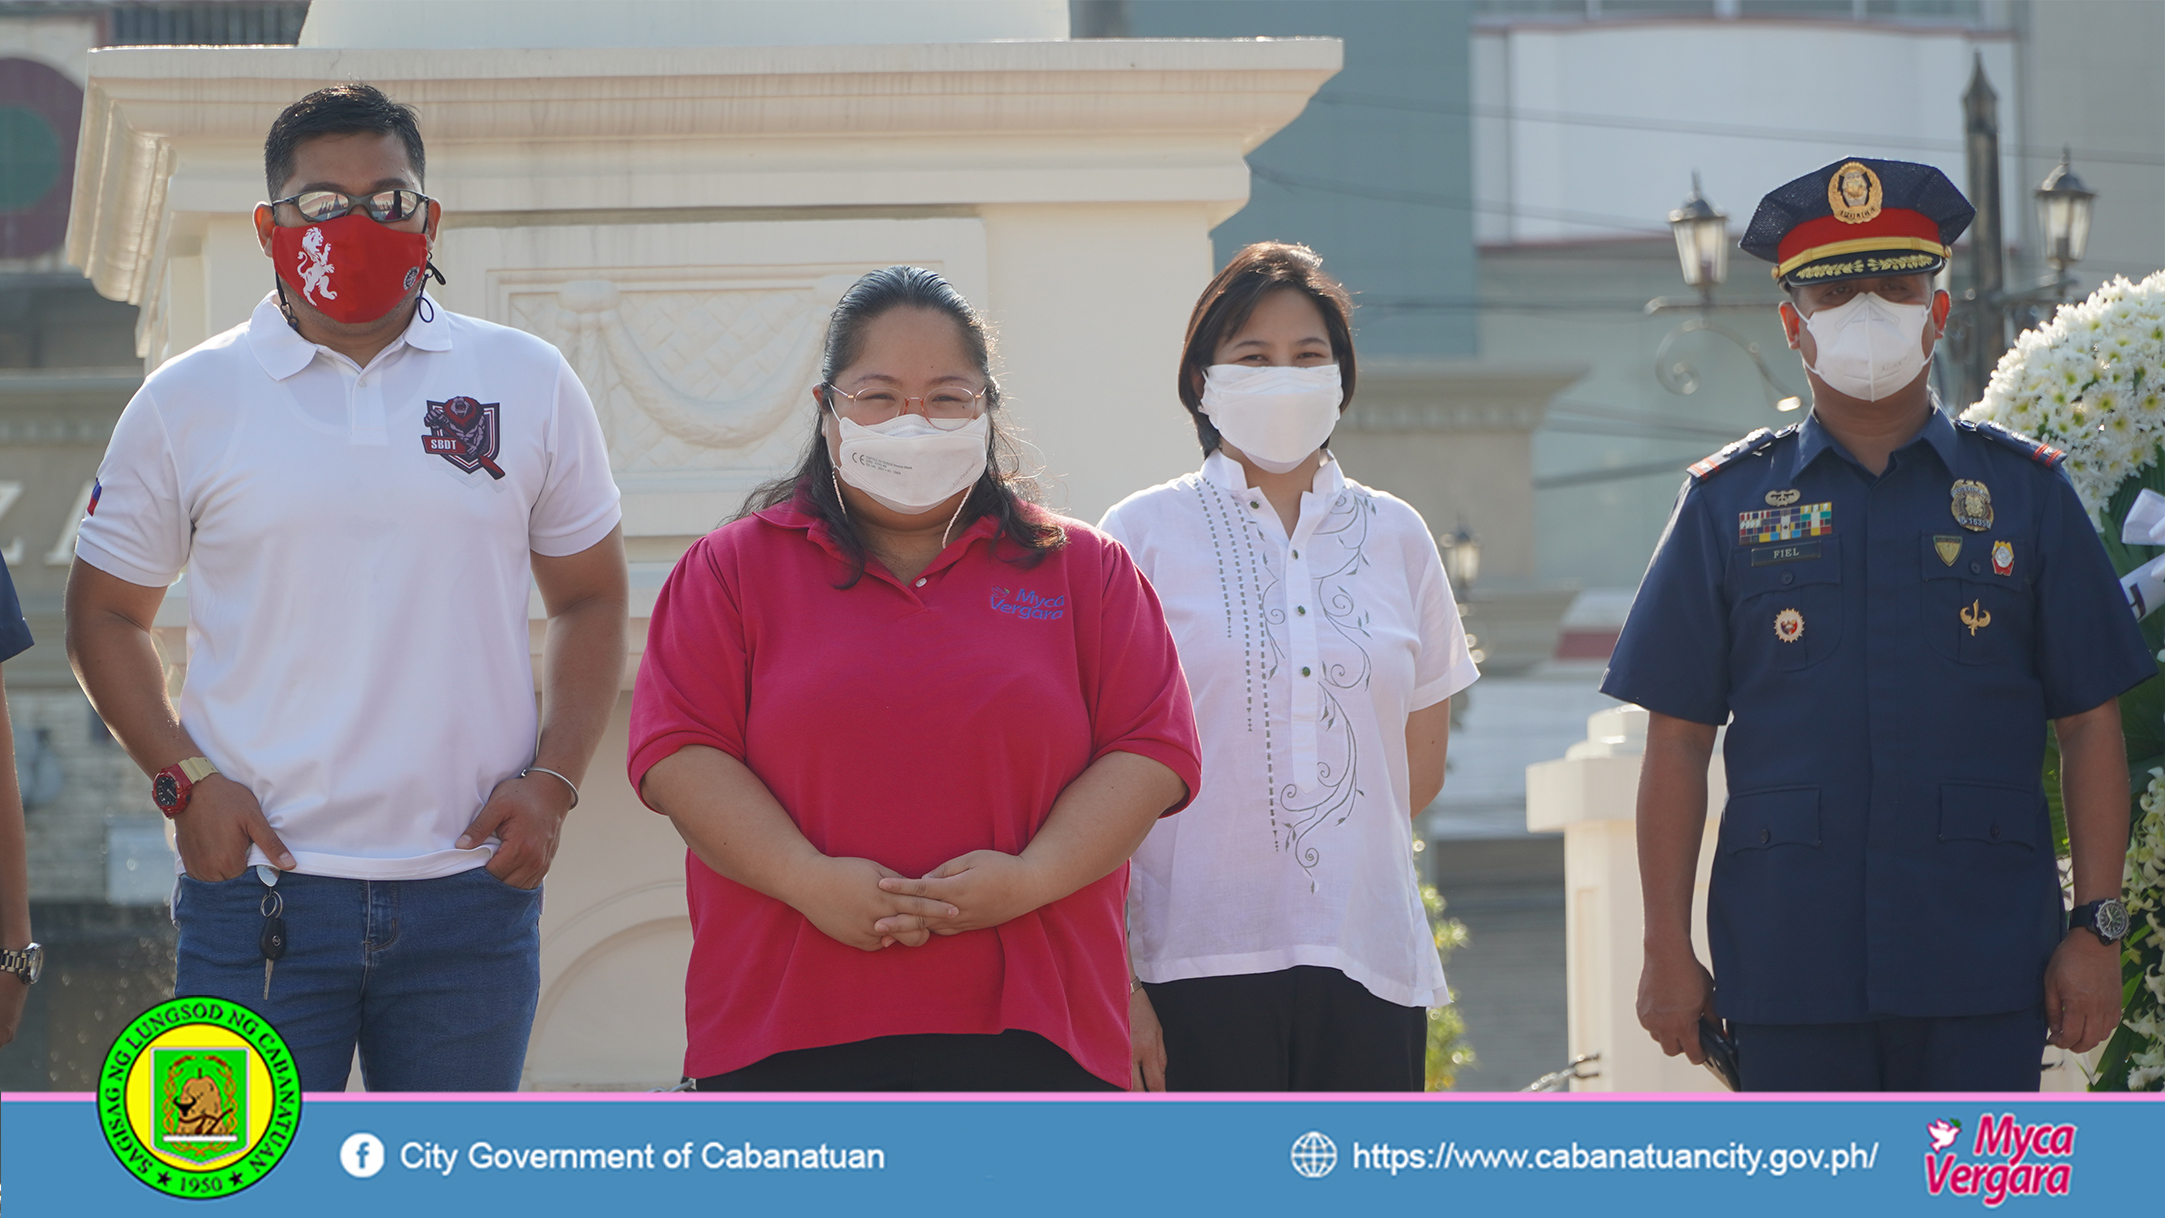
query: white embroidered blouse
[{"left": 1099, "top": 452, "right": 1479, "bottom": 1008}]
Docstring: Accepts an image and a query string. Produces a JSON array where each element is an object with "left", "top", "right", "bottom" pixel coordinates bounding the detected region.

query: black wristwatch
[
  {"left": 2069, "top": 898, "right": 2130, "bottom": 945},
  {"left": 0, "top": 942, "right": 42, "bottom": 986}
]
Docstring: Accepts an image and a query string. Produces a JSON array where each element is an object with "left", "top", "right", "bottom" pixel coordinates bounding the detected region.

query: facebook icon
[{"left": 340, "top": 1132, "right": 386, "bottom": 1179}]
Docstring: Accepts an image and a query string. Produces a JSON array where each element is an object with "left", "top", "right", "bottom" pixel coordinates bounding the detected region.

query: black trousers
[
  {"left": 1143, "top": 965, "right": 1427, "bottom": 1091},
  {"left": 694, "top": 1029, "right": 1116, "bottom": 1092},
  {"left": 1732, "top": 1008, "right": 2048, "bottom": 1091}
]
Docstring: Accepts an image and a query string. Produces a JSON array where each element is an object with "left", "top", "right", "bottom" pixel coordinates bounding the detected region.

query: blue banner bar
[{"left": 5, "top": 1092, "right": 2158, "bottom": 1216}]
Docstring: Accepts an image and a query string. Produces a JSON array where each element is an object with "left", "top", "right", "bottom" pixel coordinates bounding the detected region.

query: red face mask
[{"left": 270, "top": 213, "right": 430, "bottom": 325}]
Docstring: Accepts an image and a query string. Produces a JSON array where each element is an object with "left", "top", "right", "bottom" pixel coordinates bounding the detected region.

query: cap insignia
[{"left": 1828, "top": 161, "right": 1883, "bottom": 225}]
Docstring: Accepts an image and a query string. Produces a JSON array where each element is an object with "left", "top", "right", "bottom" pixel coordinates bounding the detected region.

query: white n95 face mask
[
  {"left": 833, "top": 411, "right": 989, "bottom": 514},
  {"left": 1797, "top": 292, "right": 1932, "bottom": 402},
  {"left": 1200, "top": 363, "right": 1344, "bottom": 473}
]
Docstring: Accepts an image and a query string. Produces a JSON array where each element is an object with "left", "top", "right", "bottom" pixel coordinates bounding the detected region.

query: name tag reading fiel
[{"left": 1750, "top": 540, "right": 1823, "bottom": 566}]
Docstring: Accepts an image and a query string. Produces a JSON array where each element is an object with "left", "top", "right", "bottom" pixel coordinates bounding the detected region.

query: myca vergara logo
[
  {"left": 989, "top": 586, "right": 1065, "bottom": 621},
  {"left": 1923, "top": 1112, "right": 2074, "bottom": 1207},
  {"left": 98, "top": 997, "right": 302, "bottom": 1199}
]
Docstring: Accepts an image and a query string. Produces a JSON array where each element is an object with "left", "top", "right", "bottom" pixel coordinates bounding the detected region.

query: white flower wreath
[{"left": 1964, "top": 272, "right": 2165, "bottom": 1091}]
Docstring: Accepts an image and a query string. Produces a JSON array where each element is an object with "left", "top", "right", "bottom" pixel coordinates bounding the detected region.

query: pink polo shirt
[{"left": 628, "top": 492, "right": 1201, "bottom": 1089}]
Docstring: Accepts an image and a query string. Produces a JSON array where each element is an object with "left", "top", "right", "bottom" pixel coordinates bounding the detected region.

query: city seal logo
[
  {"left": 1289, "top": 1130, "right": 1338, "bottom": 1179},
  {"left": 98, "top": 997, "right": 301, "bottom": 1199},
  {"left": 422, "top": 396, "right": 507, "bottom": 480}
]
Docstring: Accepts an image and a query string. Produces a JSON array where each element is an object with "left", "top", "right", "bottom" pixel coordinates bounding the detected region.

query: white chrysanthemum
[{"left": 1965, "top": 271, "right": 2165, "bottom": 519}]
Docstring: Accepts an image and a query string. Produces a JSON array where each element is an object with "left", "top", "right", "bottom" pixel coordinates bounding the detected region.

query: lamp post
[
  {"left": 1646, "top": 174, "right": 1802, "bottom": 412},
  {"left": 1440, "top": 522, "right": 1481, "bottom": 594},
  {"left": 2037, "top": 149, "right": 2096, "bottom": 289},
  {"left": 1669, "top": 172, "right": 1729, "bottom": 307},
  {"left": 1948, "top": 58, "right": 2100, "bottom": 407},
  {"left": 1440, "top": 522, "right": 1483, "bottom": 670}
]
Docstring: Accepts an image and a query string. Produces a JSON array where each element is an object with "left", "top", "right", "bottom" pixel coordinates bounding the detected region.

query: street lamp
[
  {"left": 1647, "top": 173, "right": 1801, "bottom": 411},
  {"left": 1952, "top": 58, "right": 2105, "bottom": 405},
  {"left": 1440, "top": 523, "right": 1480, "bottom": 593},
  {"left": 1668, "top": 172, "right": 1729, "bottom": 298},
  {"left": 2036, "top": 149, "right": 2095, "bottom": 287}
]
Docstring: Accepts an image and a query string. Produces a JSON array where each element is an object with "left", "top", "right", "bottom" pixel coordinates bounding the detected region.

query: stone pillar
[
  {"left": 1528, "top": 703, "right": 2100, "bottom": 1093},
  {"left": 72, "top": 31, "right": 1337, "bottom": 1088},
  {"left": 1525, "top": 703, "right": 1725, "bottom": 1092}
]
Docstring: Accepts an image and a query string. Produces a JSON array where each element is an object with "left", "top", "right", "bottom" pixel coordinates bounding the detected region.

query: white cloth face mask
[
  {"left": 1199, "top": 363, "right": 1345, "bottom": 474},
  {"left": 1797, "top": 291, "right": 1932, "bottom": 402},
  {"left": 832, "top": 410, "right": 990, "bottom": 514}
]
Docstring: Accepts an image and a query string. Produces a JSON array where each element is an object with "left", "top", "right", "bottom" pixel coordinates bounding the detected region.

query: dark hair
[
  {"left": 264, "top": 83, "right": 426, "bottom": 197},
  {"left": 1176, "top": 242, "right": 1357, "bottom": 454},
  {"left": 741, "top": 266, "right": 1064, "bottom": 587}
]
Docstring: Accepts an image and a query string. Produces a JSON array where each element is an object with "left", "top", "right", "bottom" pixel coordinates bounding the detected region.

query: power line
[
  {"left": 1358, "top": 296, "right": 1785, "bottom": 316},
  {"left": 1534, "top": 456, "right": 1701, "bottom": 490},
  {"left": 1546, "top": 402, "right": 1762, "bottom": 444},
  {"left": 1247, "top": 162, "right": 1671, "bottom": 234},
  {"left": 1312, "top": 91, "right": 2165, "bottom": 170}
]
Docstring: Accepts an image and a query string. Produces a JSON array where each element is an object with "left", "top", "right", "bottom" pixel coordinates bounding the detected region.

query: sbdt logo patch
[{"left": 422, "top": 396, "right": 506, "bottom": 480}]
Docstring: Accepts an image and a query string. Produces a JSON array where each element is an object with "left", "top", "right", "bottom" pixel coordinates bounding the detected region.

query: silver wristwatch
[
  {"left": 2069, "top": 898, "right": 2130, "bottom": 945},
  {"left": 0, "top": 942, "right": 42, "bottom": 985}
]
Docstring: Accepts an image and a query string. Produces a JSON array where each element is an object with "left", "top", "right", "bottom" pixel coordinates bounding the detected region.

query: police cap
[{"left": 1741, "top": 157, "right": 1974, "bottom": 285}]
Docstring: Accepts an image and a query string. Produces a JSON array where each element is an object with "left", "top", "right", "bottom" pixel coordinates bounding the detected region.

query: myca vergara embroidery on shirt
[{"left": 989, "top": 587, "right": 1065, "bottom": 620}]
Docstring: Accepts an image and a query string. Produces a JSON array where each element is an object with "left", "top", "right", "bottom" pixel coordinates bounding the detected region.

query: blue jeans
[{"left": 174, "top": 867, "right": 541, "bottom": 1092}]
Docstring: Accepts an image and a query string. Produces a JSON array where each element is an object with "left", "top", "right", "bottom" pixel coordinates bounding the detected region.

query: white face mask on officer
[
  {"left": 831, "top": 409, "right": 989, "bottom": 515},
  {"left": 1795, "top": 291, "right": 1933, "bottom": 402},
  {"left": 1200, "top": 362, "right": 1344, "bottom": 474}
]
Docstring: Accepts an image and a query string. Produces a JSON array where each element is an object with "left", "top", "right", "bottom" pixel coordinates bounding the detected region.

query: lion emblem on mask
[{"left": 296, "top": 226, "right": 338, "bottom": 304}]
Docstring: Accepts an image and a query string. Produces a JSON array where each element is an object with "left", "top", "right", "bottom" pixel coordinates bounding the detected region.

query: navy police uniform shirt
[
  {"left": 0, "top": 553, "right": 30, "bottom": 664},
  {"left": 1601, "top": 406, "right": 2154, "bottom": 1024}
]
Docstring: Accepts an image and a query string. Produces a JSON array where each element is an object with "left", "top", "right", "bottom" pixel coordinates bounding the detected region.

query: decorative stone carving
[{"left": 504, "top": 273, "right": 855, "bottom": 476}]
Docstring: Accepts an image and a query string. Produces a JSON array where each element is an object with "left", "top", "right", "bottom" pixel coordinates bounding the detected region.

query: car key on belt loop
[{"left": 260, "top": 888, "right": 287, "bottom": 1001}]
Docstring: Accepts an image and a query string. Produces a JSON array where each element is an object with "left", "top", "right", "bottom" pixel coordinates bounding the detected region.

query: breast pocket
[
  {"left": 1730, "top": 535, "right": 1843, "bottom": 671},
  {"left": 1920, "top": 532, "right": 2033, "bottom": 666}
]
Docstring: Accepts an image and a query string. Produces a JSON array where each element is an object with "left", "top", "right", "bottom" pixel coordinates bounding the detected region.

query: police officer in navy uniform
[{"left": 1604, "top": 157, "right": 2148, "bottom": 1090}]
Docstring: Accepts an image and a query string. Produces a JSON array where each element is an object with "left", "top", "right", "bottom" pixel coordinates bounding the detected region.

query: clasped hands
[{"left": 789, "top": 850, "right": 1047, "bottom": 952}]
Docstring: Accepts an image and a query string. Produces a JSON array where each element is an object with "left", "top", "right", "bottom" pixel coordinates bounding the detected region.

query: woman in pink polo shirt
[{"left": 629, "top": 266, "right": 1201, "bottom": 1091}]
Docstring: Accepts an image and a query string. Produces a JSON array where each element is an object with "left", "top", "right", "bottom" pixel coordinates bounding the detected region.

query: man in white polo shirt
[{"left": 65, "top": 84, "right": 627, "bottom": 1091}]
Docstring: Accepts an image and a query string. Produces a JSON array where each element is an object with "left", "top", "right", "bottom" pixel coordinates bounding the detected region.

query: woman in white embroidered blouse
[{"left": 1098, "top": 243, "right": 1481, "bottom": 1091}]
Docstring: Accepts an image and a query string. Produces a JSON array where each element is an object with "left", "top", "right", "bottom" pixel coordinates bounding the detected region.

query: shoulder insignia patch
[
  {"left": 1959, "top": 419, "right": 2068, "bottom": 469},
  {"left": 1687, "top": 428, "right": 1780, "bottom": 482}
]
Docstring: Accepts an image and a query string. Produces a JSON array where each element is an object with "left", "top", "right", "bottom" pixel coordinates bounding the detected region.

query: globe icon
[{"left": 1289, "top": 1130, "right": 1337, "bottom": 1178}]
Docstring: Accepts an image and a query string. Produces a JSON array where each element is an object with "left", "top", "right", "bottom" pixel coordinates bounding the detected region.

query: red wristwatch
[{"left": 153, "top": 757, "right": 219, "bottom": 817}]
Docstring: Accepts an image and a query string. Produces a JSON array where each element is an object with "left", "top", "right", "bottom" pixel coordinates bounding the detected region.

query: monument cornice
[{"left": 69, "top": 39, "right": 1341, "bottom": 305}]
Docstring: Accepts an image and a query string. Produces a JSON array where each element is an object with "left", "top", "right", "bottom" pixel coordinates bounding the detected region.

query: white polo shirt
[
  {"left": 1100, "top": 452, "right": 1479, "bottom": 1008},
  {"left": 78, "top": 295, "right": 621, "bottom": 880}
]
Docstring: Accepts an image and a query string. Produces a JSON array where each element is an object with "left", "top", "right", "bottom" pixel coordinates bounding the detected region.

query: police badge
[
  {"left": 1773, "top": 608, "right": 1805, "bottom": 643},
  {"left": 1827, "top": 161, "right": 1884, "bottom": 225},
  {"left": 1950, "top": 480, "right": 1993, "bottom": 531},
  {"left": 421, "top": 396, "right": 506, "bottom": 480}
]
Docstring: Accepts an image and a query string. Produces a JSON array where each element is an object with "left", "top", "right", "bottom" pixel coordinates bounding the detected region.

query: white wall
[
  {"left": 0, "top": 11, "right": 95, "bottom": 85},
  {"left": 1474, "top": 18, "right": 2020, "bottom": 254}
]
